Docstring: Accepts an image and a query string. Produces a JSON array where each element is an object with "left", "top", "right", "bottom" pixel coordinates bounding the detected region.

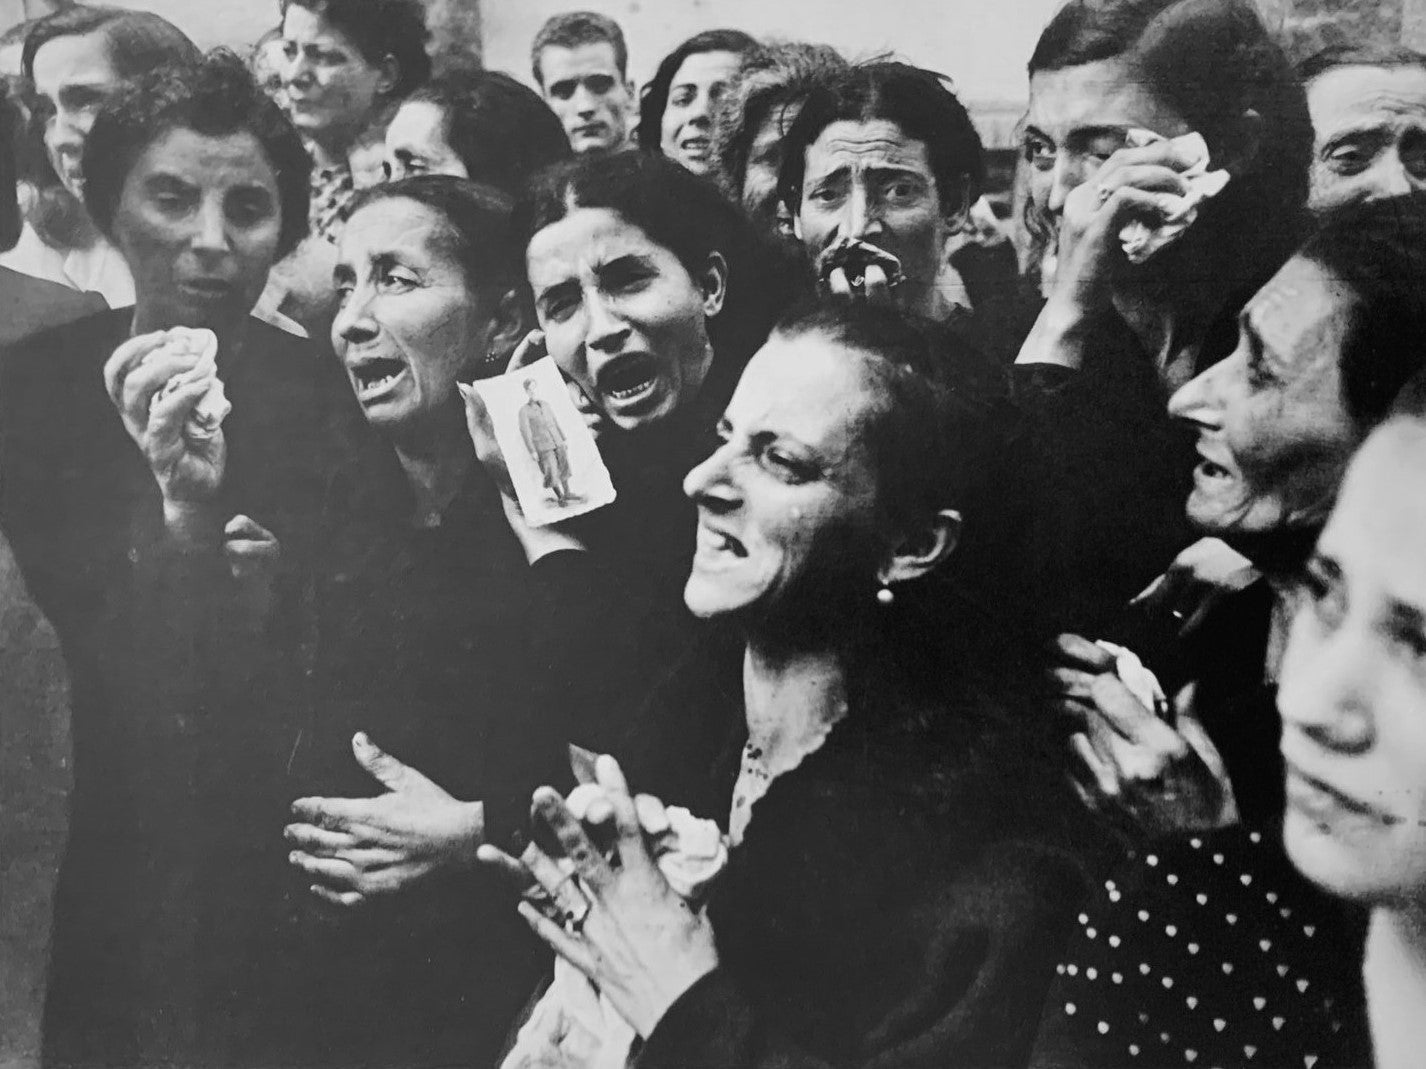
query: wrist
[
  {"left": 162, "top": 499, "right": 222, "bottom": 551},
  {"left": 502, "top": 494, "right": 586, "bottom": 565},
  {"left": 1016, "top": 295, "right": 1096, "bottom": 370},
  {"left": 448, "top": 800, "right": 486, "bottom": 869}
]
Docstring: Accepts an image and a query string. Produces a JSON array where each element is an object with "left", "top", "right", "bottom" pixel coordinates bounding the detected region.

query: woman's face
[
  {"left": 332, "top": 197, "right": 488, "bottom": 438},
  {"left": 682, "top": 329, "right": 885, "bottom": 620},
  {"left": 1023, "top": 57, "right": 1191, "bottom": 228},
  {"left": 526, "top": 206, "right": 724, "bottom": 434},
  {"left": 1167, "top": 256, "right": 1359, "bottom": 539},
  {"left": 30, "top": 30, "right": 123, "bottom": 202},
  {"left": 384, "top": 100, "right": 468, "bottom": 181},
  {"left": 1278, "top": 421, "right": 1426, "bottom": 910},
  {"left": 660, "top": 49, "right": 742, "bottom": 175},
  {"left": 115, "top": 127, "right": 283, "bottom": 334},
  {"left": 281, "top": 6, "right": 386, "bottom": 148}
]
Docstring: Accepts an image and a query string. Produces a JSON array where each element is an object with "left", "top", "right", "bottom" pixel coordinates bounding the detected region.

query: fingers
[
  {"left": 224, "top": 513, "right": 276, "bottom": 543},
  {"left": 476, "top": 843, "right": 535, "bottom": 890},
  {"left": 102, "top": 331, "right": 174, "bottom": 410},
  {"left": 1094, "top": 164, "right": 1190, "bottom": 200},
  {"left": 1050, "top": 666, "right": 1107, "bottom": 703},
  {"left": 595, "top": 755, "right": 652, "bottom": 874},
  {"left": 146, "top": 378, "right": 212, "bottom": 449},
  {"left": 531, "top": 787, "right": 613, "bottom": 889},
  {"left": 862, "top": 263, "right": 894, "bottom": 305},
  {"left": 284, "top": 821, "right": 360, "bottom": 854},
  {"left": 1071, "top": 732, "right": 1119, "bottom": 800},
  {"left": 516, "top": 900, "right": 593, "bottom": 976},
  {"left": 1089, "top": 676, "right": 1186, "bottom": 753},
  {"left": 309, "top": 884, "right": 365, "bottom": 909},
  {"left": 289, "top": 795, "right": 377, "bottom": 832},
  {"left": 827, "top": 266, "right": 851, "bottom": 298},
  {"left": 289, "top": 849, "right": 405, "bottom": 888},
  {"left": 352, "top": 732, "right": 417, "bottom": 792},
  {"left": 1052, "top": 633, "right": 1118, "bottom": 672},
  {"left": 507, "top": 329, "right": 548, "bottom": 371},
  {"left": 1103, "top": 138, "right": 1205, "bottom": 175}
]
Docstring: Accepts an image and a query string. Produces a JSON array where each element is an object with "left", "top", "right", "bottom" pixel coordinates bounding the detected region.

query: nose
[
  {"left": 683, "top": 439, "right": 740, "bottom": 508},
  {"left": 284, "top": 49, "right": 314, "bottom": 88},
  {"left": 838, "top": 180, "right": 881, "bottom": 241},
  {"left": 584, "top": 292, "right": 631, "bottom": 355},
  {"left": 684, "top": 89, "right": 713, "bottom": 128},
  {"left": 384, "top": 156, "right": 404, "bottom": 182},
  {"left": 1380, "top": 153, "right": 1426, "bottom": 197},
  {"left": 1046, "top": 152, "right": 1083, "bottom": 218},
  {"left": 333, "top": 284, "right": 379, "bottom": 348},
  {"left": 1167, "top": 354, "right": 1228, "bottom": 427},
  {"left": 190, "top": 196, "right": 231, "bottom": 255},
  {"left": 572, "top": 83, "right": 598, "bottom": 116},
  {"left": 1279, "top": 615, "right": 1378, "bottom": 757}
]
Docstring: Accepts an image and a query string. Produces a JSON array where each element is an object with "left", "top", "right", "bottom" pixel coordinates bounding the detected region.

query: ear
[
  {"left": 879, "top": 509, "right": 962, "bottom": 587},
  {"left": 376, "top": 54, "right": 401, "bottom": 97},
  {"left": 1218, "top": 108, "right": 1264, "bottom": 177},
  {"left": 487, "top": 287, "right": 532, "bottom": 360},
  {"left": 940, "top": 181, "right": 972, "bottom": 235},
  {"left": 698, "top": 251, "right": 728, "bottom": 319}
]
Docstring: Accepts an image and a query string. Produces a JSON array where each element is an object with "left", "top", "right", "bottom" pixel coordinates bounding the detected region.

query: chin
[
  {"left": 683, "top": 573, "right": 756, "bottom": 621},
  {"left": 1284, "top": 810, "right": 1401, "bottom": 907}
]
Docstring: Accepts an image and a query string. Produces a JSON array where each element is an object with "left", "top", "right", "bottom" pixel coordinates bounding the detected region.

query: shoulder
[{"left": 0, "top": 268, "right": 106, "bottom": 348}]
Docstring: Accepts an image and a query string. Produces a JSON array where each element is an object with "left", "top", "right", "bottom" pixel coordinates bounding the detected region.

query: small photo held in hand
[{"left": 470, "top": 356, "right": 616, "bottom": 527}]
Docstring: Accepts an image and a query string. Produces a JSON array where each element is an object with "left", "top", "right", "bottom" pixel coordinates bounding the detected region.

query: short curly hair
[
  {"left": 84, "top": 50, "right": 312, "bottom": 258},
  {"left": 280, "top": 0, "right": 431, "bottom": 98}
]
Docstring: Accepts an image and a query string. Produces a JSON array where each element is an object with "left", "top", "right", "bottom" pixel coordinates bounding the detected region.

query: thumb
[{"left": 352, "top": 732, "right": 416, "bottom": 792}]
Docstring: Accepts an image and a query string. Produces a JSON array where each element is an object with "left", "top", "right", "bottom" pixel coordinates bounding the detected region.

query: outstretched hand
[
  {"left": 478, "top": 756, "right": 719, "bottom": 1039},
  {"left": 286, "top": 733, "right": 484, "bottom": 908}
]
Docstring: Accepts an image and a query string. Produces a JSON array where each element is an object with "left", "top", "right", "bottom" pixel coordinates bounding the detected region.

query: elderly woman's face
[
  {"left": 682, "top": 330, "right": 883, "bottom": 620},
  {"left": 1278, "top": 421, "right": 1426, "bottom": 909},
  {"left": 741, "top": 100, "right": 797, "bottom": 222},
  {"left": 661, "top": 50, "right": 742, "bottom": 175},
  {"left": 1023, "top": 58, "right": 1190, "bottom": 226},
  {"left": 1167, "top": 256, "right": 1358, "bottom": 538},
  {"left": 114, "top": 127, "right": 282, "bottom": 332},
  {"left": 30, "top": 30, "right": 122, "bottom": 202},
  {"left": 332, "top": 197, "right": 486, "bottom": 437},
  {"left": 794, "top": 118, "right": 950, "bottom": 314},
  {"left": 280, "top": 6, "right": 385, "bottom": 147},
  {"left": 1306, "top": 64, "right": 1426, "bottom": 214},
  {"left": 384, "top": 100, "right": 468, "bottom": 181},
  {"left": 526, "top": 206, "right": 723, "bottom": 434}
]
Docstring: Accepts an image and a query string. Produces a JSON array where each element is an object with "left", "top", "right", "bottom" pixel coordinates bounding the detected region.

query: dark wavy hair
[
  {"left": 713, "top": 40, "right": 848, "bottom": 202},
  {"left": 19, "top": 6, "right": 200, "bottom": 249},
  {"left": 402, "top": 68, "right": 571, "bottom": 198},
  {"left": 530, "top": 11, "right": 628, "bottom": 86},
  {"left": 635, "top": 29, "right": 760, "bottom": 154},
  {"left": 1299, "top": 191, "right": 1426, "bottom": 433},
  {"left": 347, "top": 175, "right": 520, "bottom": 297},
  {"left": 515, "top": 150, "right": 796, "bottom": 387},
  {"left": 84, "top": 50, "right": 311, "bottom": 258},
  {"left": 1296, "top": 42, "right": 1426, "bottom": 83},
  {"left": 1029, "top": 0, "right": 1312, "bottom": 287},
  {"left": 776, "top": 61, "right": 986, "bottom": 219},
  {"left": 280, "top": 0, "right": 431, "bottom": 98}
]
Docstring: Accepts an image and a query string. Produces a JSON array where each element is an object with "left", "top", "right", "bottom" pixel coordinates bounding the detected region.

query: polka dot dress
[{"left": 1034, "top": 825, "right": 1369, "bottom": 1068}]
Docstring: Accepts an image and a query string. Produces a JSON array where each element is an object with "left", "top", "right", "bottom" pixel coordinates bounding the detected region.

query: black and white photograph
[{"left": 3, "top": 0, "right": 1426, "bottom": 1067}]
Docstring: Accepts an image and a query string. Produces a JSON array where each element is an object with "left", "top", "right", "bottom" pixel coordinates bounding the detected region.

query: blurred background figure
[
  {"left": 248, "top": 25, "right": 289, "bottom": 113},
  {"left": 1299, "top": 43, "right": 1426, "bottom": 214},
  {"left": 383, "top": 66, "right": 570, "bottom": 194},
  {"left": 0, "top": 5, "right": 199, "bottom": 306},
  {"left": 637, "top": 28, "right": 759, "bottom": 176},
  {"left": 271, "top": 0, "right": 429, "bottom": 337},
  {"left": 712, "top": 39, "right": 847, "bottom": 230},
  {"left": 530, "top": 10, "right": 634, "bottom": 156}
]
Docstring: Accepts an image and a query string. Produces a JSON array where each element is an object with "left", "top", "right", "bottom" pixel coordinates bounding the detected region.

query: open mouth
[
  {"left": 350, "top": 356, "right": 409, "bottom": 403},
  {"left": 680, "top": 137, "right": 710, "bottom": 158},
  {"left": 696, "top": 522, "right": 748, "bottom": 560},
  {"left": 595, "top": 353, "right": 661, "bottom": 407},
  {"left": 1195, "top": 451, "right": 1232, "bottom": 480}
]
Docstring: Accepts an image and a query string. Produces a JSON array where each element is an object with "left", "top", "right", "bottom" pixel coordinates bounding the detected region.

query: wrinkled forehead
[
  {"left": 1026, "top": 57, "right": 1186, "bottom": 141},
  {"left": 1244, "top": 257, "right": 1357, "bottom": 373},
  {"left": 803, "top": 119, "right": 933, "bottom": 178},
  {"left": 1307, "top": 64, "right": 1426, "bottom": 133}
]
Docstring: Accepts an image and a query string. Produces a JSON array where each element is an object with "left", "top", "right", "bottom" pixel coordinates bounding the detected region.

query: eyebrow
[{"left": 333, "top": 262, "right": 355, "bottom": 286}]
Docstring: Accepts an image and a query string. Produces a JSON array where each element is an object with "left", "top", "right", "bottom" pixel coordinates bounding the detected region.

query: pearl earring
[{"left": 876, "top": 584, "right": 894, "bottom": 606}]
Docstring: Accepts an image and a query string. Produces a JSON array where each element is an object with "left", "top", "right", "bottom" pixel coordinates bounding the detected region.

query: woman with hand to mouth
[
  {"left": 480, "top": 301, "right": 1091, "bottom": 1069},
  {"left": 1277, "top": 403, "right": 1426, "bottom": 1069},
  {"left": 1034, "top": 194, "right": 1426, "bottom": 1069},
  {"left": 279, "top": 174, "right": 550, "bottom": 1067},
  {"left": 637, "top": 30, "right": 760, "bottom": 177}
]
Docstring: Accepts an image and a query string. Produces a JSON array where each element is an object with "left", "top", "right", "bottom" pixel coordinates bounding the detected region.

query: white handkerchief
[{"left": 1119, "top": 129, "right": 1230, "bottom": 264}]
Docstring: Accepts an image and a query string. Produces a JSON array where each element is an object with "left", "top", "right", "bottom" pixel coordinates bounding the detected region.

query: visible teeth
[{"left": 608, "top": 377, "right": 655, "bottom": 400}]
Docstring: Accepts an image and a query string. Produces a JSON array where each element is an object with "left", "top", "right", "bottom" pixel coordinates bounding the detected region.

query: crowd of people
[{"left": 2, "top": 1, "right": 1425, "bottom": 1067}]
